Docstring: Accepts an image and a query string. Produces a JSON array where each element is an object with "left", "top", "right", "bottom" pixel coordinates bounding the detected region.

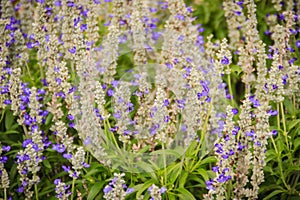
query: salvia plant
[{"left": 0, "top": 0, "right": 299, "bottom": 199}]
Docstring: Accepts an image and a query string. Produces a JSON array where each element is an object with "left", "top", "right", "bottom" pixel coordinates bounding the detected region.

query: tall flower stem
[
  {"left": 280, "top": 102, "right": 289, "bottom": 150},
  {"left": 227, "top": 72, "right": 234, "bottom": 106},
  {"left": 277, "top": 104, "right": 281, "bottom": 131},
  {"left": 162, "top": 143, "right": 167, "bottom": 187},
  {"left": 71, "top": 177, "right": 75, "bottom": 200},
  {"left": 34, "top": 183, "right": 39, "bottom": 200},
  {"left": 4, "top": 188, "right": 7, "bottom": 200}
]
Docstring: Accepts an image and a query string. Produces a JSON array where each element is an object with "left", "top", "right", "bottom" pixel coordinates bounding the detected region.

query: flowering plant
[{"left": 0, "top": 0, "right": 299, "bottom": 199}]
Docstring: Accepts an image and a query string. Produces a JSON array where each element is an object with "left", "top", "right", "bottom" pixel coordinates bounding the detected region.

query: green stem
[
  {"left": 34, "top": 183, "right": 39, "bottom": 200},
  {"left": 190, "top": 100, "right": 212, "bottom": 172},
  {"left": 270, "top": 136, "right": 278, "bottom": 154},
  {"left": 280, "top": 102, "right": 289, "bottom": 150},
  {"left": 0, "top": 109, "right": 5, "bottom": 122},
  {"left": 162, "top": 143, "right": 167, "bottom": 187},
  {"left": 39, "top": 64, "right": 44, "bottom": 80},
  {"left": 277, "top": 104, "right": 281, "bottom": 131},
  {"left": 277, "top": 156, "right": 290, "bottom": 190},
  {"left": 272, "top": 132, "right": 290, "bottom": 190},
  {"left": 4, "top": 188, "right": 7, "bottom": 200},
  {"left": 227, "top": 70, "right": 234, "bottom": 106},
  {"left": 71, "top": 177, "right": 75, "bottom": 200},
  {"left": 105, "top": 119, "right": 120, "bottom": 151},
  {"left": 25, "top": 62, "right": 34, "bottom": 84}
]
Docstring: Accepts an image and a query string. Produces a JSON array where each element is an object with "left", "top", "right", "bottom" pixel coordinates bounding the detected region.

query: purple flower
[
  {"left": 82, "top": 162, "right": 90, "bottom": 168},
  {"left": 2, "top": 145, "right": 11, "bottom": 151},
  {"left": 103, "top": 186, "right": 113, "bottom": 193},
  {"left": 63, "top": 153, "right": 72, "bottom": 160},
  {"left": 56, "top": 91, "right": 66, "bottom": 98},
  {"left": 62, "top": 165, "right": 71, "bottom": 172},
  {"left": 232, "top": 108, "right": 238, "bottom": 115},
  {"left": 175, "top": 14, "right": 185, "bottom": 21},
  {"left": 289, "top": 57, "right": 297, "bottom": 64},
  {"left": 165, "top": 63, "right": 173, "bottom": 69},
  {"left": 41, "top": 78, "right": 48, "bottom": 86},
  {"left": 163, "top": 99, "right": 169, "bottom": 106},
  {"left": 54, "top": 179, "right": 61, "bottom": 185},
  {"left": 74, "top": 17, "right": 81, "bottom": 28},
  {"left": 282, "top": 74, "right": 288, "bottom": 85},
  {"left": 237, "top": 142, "right": 245, "bottom": 151},
  {"left": 267, "top": 109, "right": 278, "bottom": 116},
  {"left": 80, "top": 24, "right": 88, "bottom": 31},
  {"left": 271, "top": 130, "right": 278, "bottom": 135},
  {"left": 206, "top": 179, "right": 215, "bottom": 190},
  {"left": 55, "top": 78, "right": 62, "bottom": 85},
  {"left": 164, "top": 116, "right": 170, "bottom": 123},
  {"left": 152, "top": 31, "right": 162, "bottom": 41},
  {"left": 107, "top": 88, "right": 114, "bottom": 96},
  {"left": 249, "top": 95, "right": 260, "bottom": 107},
  {"left": 177, "top": 99, "right": 186, "bottom": 109},
  {"left": 93, "top": 0, "right": 101, "bottom": 4},
  {"left": 125, "top": 188, "right": 134, "bottom": 194},
  {"left": 160, "top": 187, "right": 167, "bottom": 194},
  {"left": 296, "top": 40, "right": 300, "bottom": 48},
  {"left": 114, "top": 112, "right": 121, "bottom": 119},
  {"left": 181, "top": 124, "right": 187, "bottom": 132},
  {"left": 278, "top": 14, "right": 285, "bottom": 21},
  {"left": 111, "top": 80, "right": 119, "bottom": 88},
  {"left": 119, "top": 35, "right": 127, "bottom": 43},
  {"left": 17, "top": 186, "right": 24, "bottom": 193},
  {"left": 245, "top": 130, "right": 255, "bottom": 137},
  {"left": 0, "top": 156, "right": 8, "bottom": 163},
  {"left": 67, "top": 1, "right": 75, "bottom": 7},
  {"left": 84, "top": 137, "right": 91, "bottom": 145},
  {"left": 4, "top": 99, "right": 12, "bottom": 105},
  {"left": 221, "top": 56, "right": 230, "bottom": 65},
  {"left": 69, "top": 46, "right": 76, "bottom": 54},
  {"left": 22, "top": 139, "right": 33, "bottom": 148},
  {"left": 150, "top": 123, "right": 160, "bottom": 135},
  {"left": 69, "top": 122, "right": 75, "bottom": 128},
  {"left": 52, "top": 144, "right": 66, "bottom": 153},
  {"left": 26, "top": 41, "right": 39, "bottom": 49},
  {"left": 16, "top": 154, "right": 30, "bottom": 162},
  {"left": 67, "top": 114, "right": 75, "bottom": 121},
  {"left": 212, "top": 166, "right": 219, "bottom": 172}
]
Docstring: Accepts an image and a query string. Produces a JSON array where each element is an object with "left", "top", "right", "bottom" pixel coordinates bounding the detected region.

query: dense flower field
[{"left": 0, "top": 0, "right": 299, "bottom": 199}]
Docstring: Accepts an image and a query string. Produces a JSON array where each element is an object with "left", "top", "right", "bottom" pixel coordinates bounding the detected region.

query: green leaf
[
  {"left": 166, "top": 162, "right": 182, "bottom": 185},
  {"left": 88, "top": 182, "right": 104, "bottom": 200},
  {"left": 175, "top": 187, "right": 196, "bottom": 200},
  {"left": 263, "top": 189, "right": 284, "bottom": 200},
  {"left": 135, "top": 180, "right": 153, "bottom": 198},
  {"left": 196, "top": 168, "right": 209, "bottom": 181},
  {"left": 4, "top": 130, "right": 19, "bottom": 134},
  {"left": 199, "top": 156, "right": 217, "bottom": 166},
  {"left": 284, "top": 99, "right": 295, "bottom": 115},
  {"left": 5, "top": 110, "right": 14, "bottom": 130},
  {"left": 231, "top": 65, "right": 242, "bottom": 75},
  {"left": 39, "top": 185, "right": 55, "bottom": 196},
  {"left": 265, "top": 149, "right": 278, "bottom": 163},
  {"left": 276, "top": 139, "right": 285, "bottom": 153},
  {"left": 150, "top": 149, "right": 182, "bottom": 158},
  {"left": 283, "top": 166, "right": 300, "bottom": 177},
  {"left": 294, "top": 137, "right": 300, "bottom": 151},
  {"left": 42, "top": 159, "right": 52, "bottom": 169},
  {"left": 45, "top": 113, "right": 53, "bottom": 126},
  {"left": 288, "top": 119, "right": 300, "bottom": 131},
  {"left": 178, "top": 171, "right": 189, "bottom": 188},
  {"left": 185, "top": 140, "right": 198, "bottom": 157}
]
